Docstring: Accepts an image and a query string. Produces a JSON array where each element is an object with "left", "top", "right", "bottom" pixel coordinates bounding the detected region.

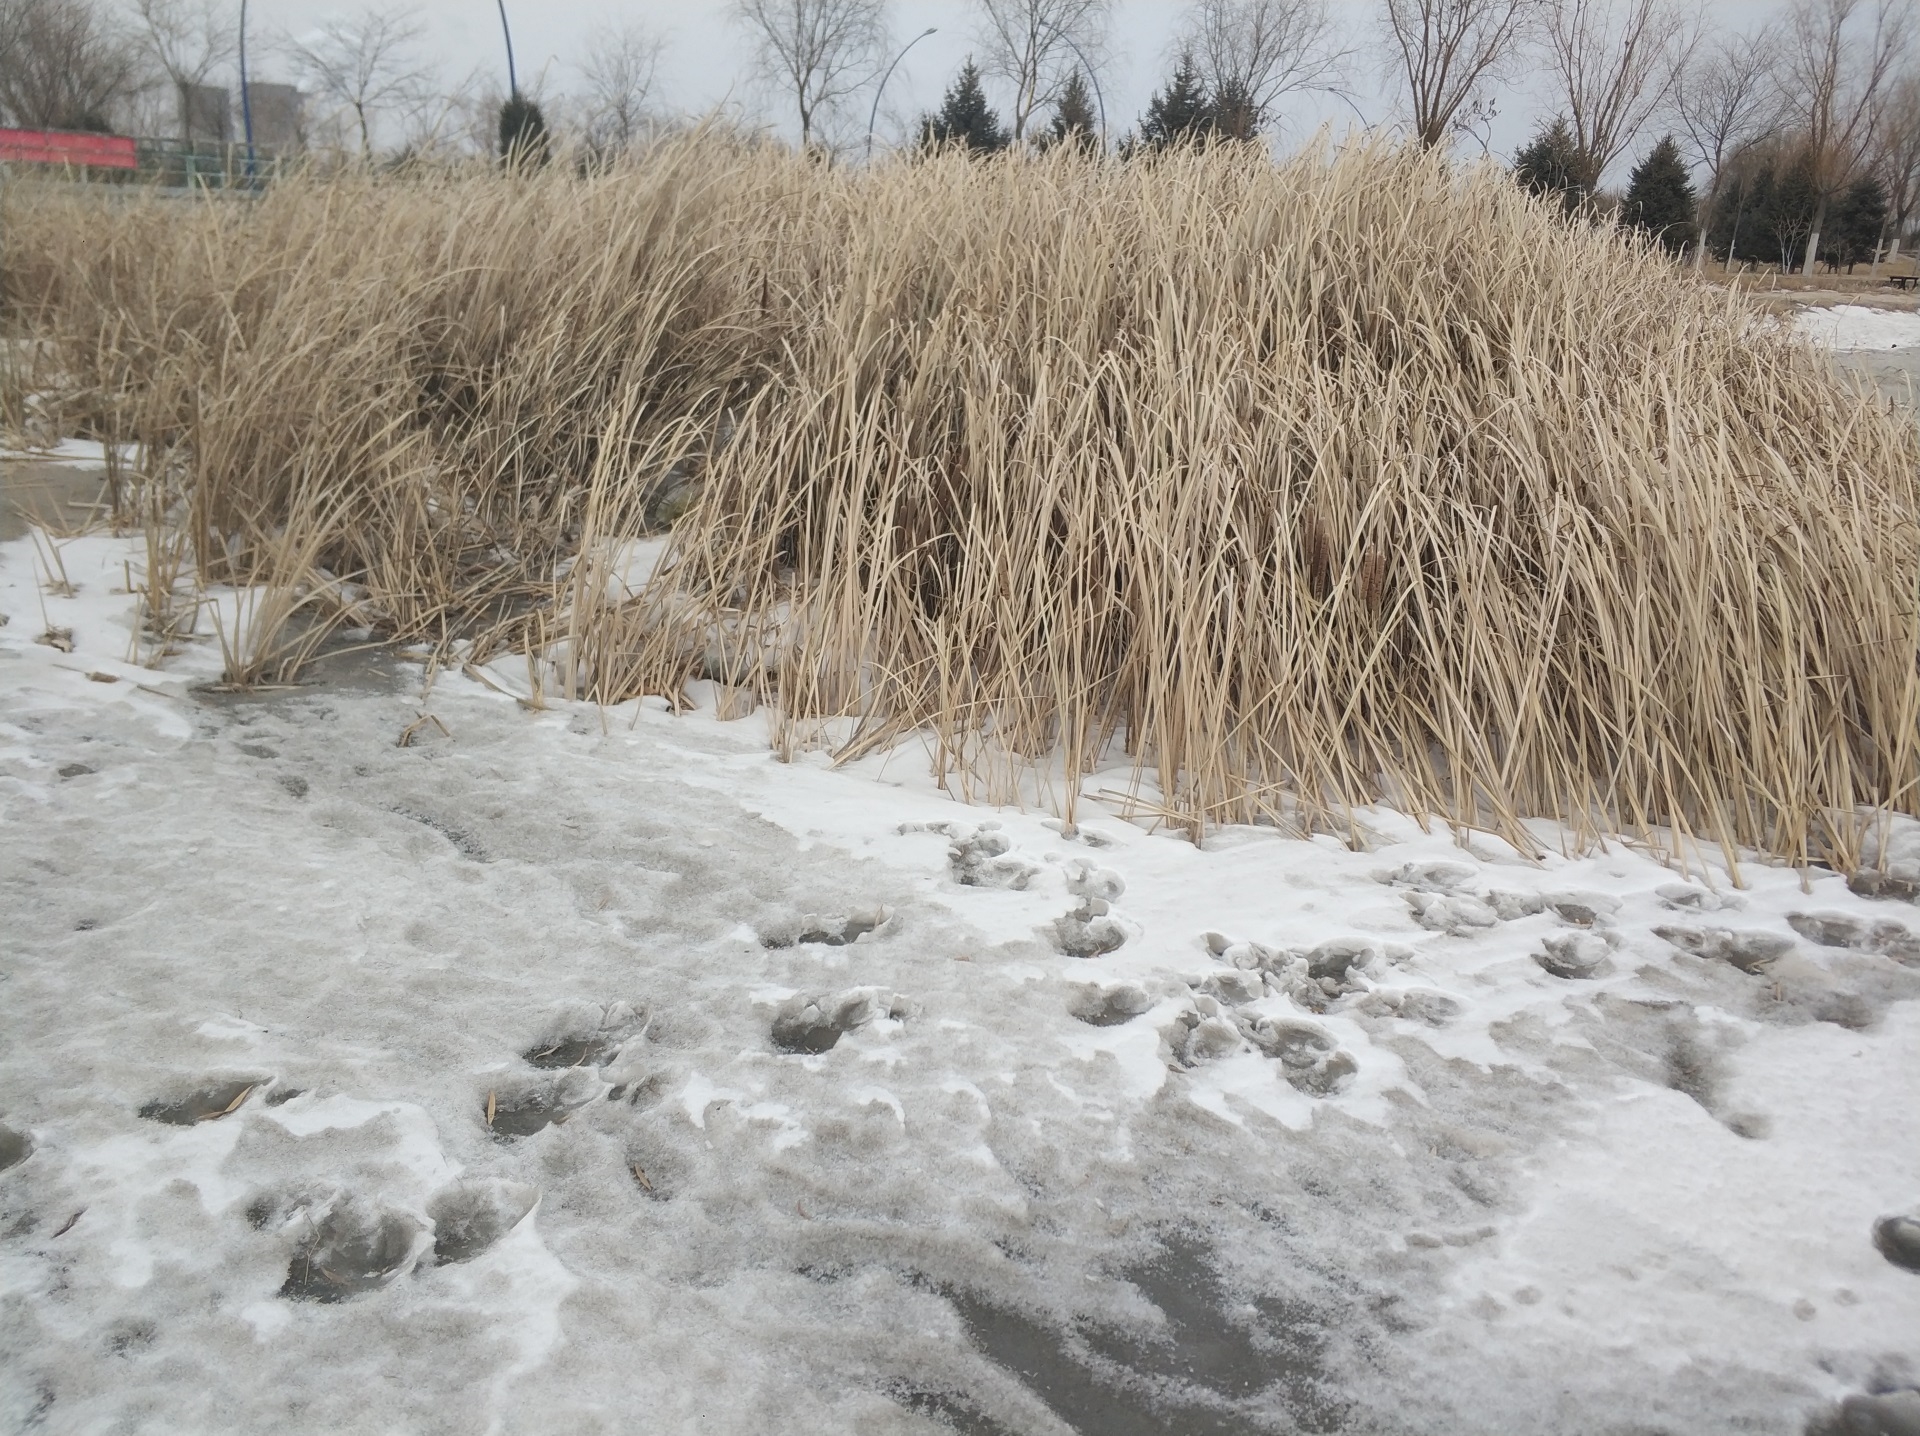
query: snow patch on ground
[
  {"left": 1795, "top": 303, "right": 1920, "bottom": 351},
  {"left": 2, "top": 527, "right": 1917, "bottom": 1434}
]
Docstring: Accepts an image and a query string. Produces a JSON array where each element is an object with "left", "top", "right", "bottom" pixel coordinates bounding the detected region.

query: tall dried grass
[{"left": 6, "top": 136, "right": 1917, "bottom": 867}]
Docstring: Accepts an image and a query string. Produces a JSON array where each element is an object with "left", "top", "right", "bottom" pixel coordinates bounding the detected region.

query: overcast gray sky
[{"left": 242, "top": 0, "right": 1789, "bottom": 180}]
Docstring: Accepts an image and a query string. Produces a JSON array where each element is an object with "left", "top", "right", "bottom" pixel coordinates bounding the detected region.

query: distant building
[
  {"left": 242, "top": 83, "right": 305, "bottom": 152},
  {"left": 182, "top": 84, "right": 231, "bottom": 143}
]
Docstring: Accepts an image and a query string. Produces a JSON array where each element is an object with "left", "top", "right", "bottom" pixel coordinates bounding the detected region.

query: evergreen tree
[
  {"left": 1763, "top": 149, "right": 1820, "bottom": 270},
  {"left": 1514, "top": 116, "right": 1585, "bottom": 215},
  {"left": 1207, "top": 77, "right": 1261, "bottom": 142},
  {"left": 1138, "top": 53, "right": 1211, "bottom": 150},
  {"left": 922, "top": 60, "right": 1008, "bottom": 154},
  {"left": 499, "top": 94, "right": 551, "bottom": 168},
  {"left": 1043, "top": 69, "right": 1097, "bottom": 153},
  {"left": 1826, "top": 174, "right": 1889, "bottom": 270},
  {"left": 1622, "top": 135, "right": 1698, "bottom": 254}
]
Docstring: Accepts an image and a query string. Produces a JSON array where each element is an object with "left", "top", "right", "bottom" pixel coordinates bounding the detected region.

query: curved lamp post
[
  {"left": 497, "top": 0, "right": 520, "bottom": 98},
  {"left": 1053, "top": 34, "right": 1106, "bottom": 151},
  {"left": 239, "top": 0, "right": 256, "bottom": 179},
  {"left": 865, "top": 27, "right": 938, "bottom": 162}
]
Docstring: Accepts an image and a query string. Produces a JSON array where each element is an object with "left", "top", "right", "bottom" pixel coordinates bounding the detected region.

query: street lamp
[
  {"left": 497, "top": 0, "right": 519, "bottom": 98},
  {"left": 865, "top": 27, "right": 938, "bottom": 162},
  {"left": 239, "top": 0, "right": 256, "bottom": 179},
  {"left": 1053, "top": 34, "right": 1106, "bottom": 151}
]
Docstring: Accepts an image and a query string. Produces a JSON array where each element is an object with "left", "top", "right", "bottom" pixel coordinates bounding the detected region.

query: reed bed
[{"left": 6, "top": 137, "right": 1918, "bottom": 867}]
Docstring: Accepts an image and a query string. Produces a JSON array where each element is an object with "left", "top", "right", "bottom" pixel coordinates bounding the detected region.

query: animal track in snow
[
  {"left": 427, "top": 1180, "right": 539, "bottom": 1264},
  {"left": 770, "top": 987, "right": 916, "bottom": 1054}
]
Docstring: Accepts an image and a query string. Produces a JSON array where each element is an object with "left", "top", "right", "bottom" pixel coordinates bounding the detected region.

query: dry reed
[{"left": 5, "top": 136, "right": 1917, "bottom": 869}]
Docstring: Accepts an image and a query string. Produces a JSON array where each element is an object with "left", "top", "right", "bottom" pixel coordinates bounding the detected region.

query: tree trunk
[
  {"left": 1871, "top": 213, "right": 1891, "bottom": 277},
  {"left": 1694, "top": 177, "right": 1718, "bottom": 271},
  {"left": 1802, "top": 195, "right": 1829, "bottom": 277}
]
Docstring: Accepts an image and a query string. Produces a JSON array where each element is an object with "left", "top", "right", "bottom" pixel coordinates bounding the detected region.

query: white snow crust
[
  {"left": 1794, "top": 303, "right": 1920, "bottom": 351},
  {"left": 1, "top": 528, "right": 1917, "bottom": 1435}
]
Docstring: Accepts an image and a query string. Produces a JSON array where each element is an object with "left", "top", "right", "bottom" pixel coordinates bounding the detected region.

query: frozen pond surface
[{"left": 2, "top": 526, "right": 1919, "bottom": 1435}]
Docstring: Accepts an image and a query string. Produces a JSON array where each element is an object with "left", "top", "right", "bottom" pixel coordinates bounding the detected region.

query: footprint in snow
[
  {"left": 138, "top": 1077, "right": 270, "bottom": 1126},
  {"left": 0, "top": 1122, "right": 32, "bottom": 1172},
  {"left": 1653, "top": 925, "right": 1794, "bottom": 974},
  {"left": 1848, "top": 869, "right": 1920, "bottom": 903},
  {"left": 1357, "top": 988, "right": 1460, "bottom": 1026},
  {"left": 1535, "top": 932, "right": 1615, "bottom": 980},
  {"left": 1163, "top": 1000, "right": 1358, "bottom": 1095},
  {"left": 901, "top": 821, "right": 1041, "bottom": 889},
  {"left": 1789, "top": 912, "right": 1920, "bottom": 965},
  {"left": 1873, "top": 1214, "right": 1920, "bottom": 1273},
  {"left": 483, "top": 1072, "right": 598, "bottom": 1138},
  {"left": 277, "top": 1195, "right": 425, "bottom": 1302},
  {"left": 1071, "top": 984, "right": 1153, "bottom": 1027},
  {"left": 760, "top": 909, "right": 890, "bottom": 948},
  {"left": 1203, "top": 932, "right": 1393, "bottom": 1011},
  {"left": 427, "top": 1180, "right": 539, "bottom": 1264},
  {"left": 1050, "top": 861, "right": 1129, "bottom": 957},
  {"left": 522, "top": 1003, "right": 645, "bottom": 1070},
  {"left": 1808, "top": 1388, "right": 1920, "bottom": 1436},
  {"left": 771, "top": 988, "right": 916, "bottom": 1054}
]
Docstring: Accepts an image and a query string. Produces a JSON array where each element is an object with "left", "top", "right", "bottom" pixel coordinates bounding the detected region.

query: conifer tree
[
  {"left": 499, "top": 94, "right": 551, "bottom": 168},
  {"left": 1514, "top": 115, "right": 1585, "bottom": 215},
  {"left": 1043, "top": 69, "right": 1097, "bottom": 153},
  {"left": 1623, "top": 135, "right": 1698, "bottom": 254},
  {"left": 1207, "top": 76, "right": 1260, "bottom": 142},
  {"left": 922, "top": 60, "right": 1008, "bottom": 154},
  {"left": 1138, "top": 53, "right": 1211, "bottom": 151},
  {"left": 1829, "top": 174, "right": 1889, "bottom": 270}
]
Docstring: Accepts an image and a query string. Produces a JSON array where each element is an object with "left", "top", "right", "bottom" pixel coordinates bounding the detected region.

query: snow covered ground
[
  {"left": 1793, "top": 303, "right": 1920, "bottom": 352},
  {"left": 2, "top": 506, "right": 1919, "bottom": 1435}
]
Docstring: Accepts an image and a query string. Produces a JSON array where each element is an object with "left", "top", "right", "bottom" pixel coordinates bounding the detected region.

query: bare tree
[
  {"left": 286, "top": 8, "right": 433, "bottom": 163},
  {"left": 1379, "top": 0, "right": 1536, "bottom": 149},
  {"left": 1868, "top": 68, "right": 1920, "bottom": 269},
  {"left": 1779, "top": 0, "right": 1911, "bottom": 273},
  {"left": 133, "top": 0, "right": 236, "bottom": 141},
  {"left": 973, "top": 0, "right": 1111, "bottom": 144},
  {"left": 0, "top": 0, "right": 144, "bottom": 131},
  {"left": 578, "top": 21, "right": 665, "bottom": 154},
  {"left": 734, "top": 0, "right": 888, "bottom": 148},
  {"left": 1182, "top": 0, "right": 1348, "bottom": 135},
  {"left": 1540, "top": 0, "right": 1695, "bottom": 192},
  {"left": 1669, "top": 24, "right": 1780, "bottom": 266}
]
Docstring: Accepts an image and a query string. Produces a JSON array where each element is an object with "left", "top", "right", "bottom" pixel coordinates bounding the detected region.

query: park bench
[{"left": 1889, "top": 274, "right": 1919, "bottom": 291}]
